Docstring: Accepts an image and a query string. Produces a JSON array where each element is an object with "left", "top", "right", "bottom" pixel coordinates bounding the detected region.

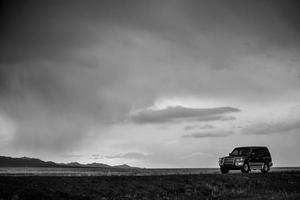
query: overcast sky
[{"left": 1, "top": 0, "right": 300, "bottom": 168}]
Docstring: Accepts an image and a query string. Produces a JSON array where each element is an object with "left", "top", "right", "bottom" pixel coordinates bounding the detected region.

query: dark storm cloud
[
  {"left": 196, "top": 116, "right": 236, "bottom": 122},
  {"left": 0, "top": 1, "right": 156, "bottom": 151},
  {"left": 0, "top": 0, "right": 299, "bottom": 156},
  {"left": 130, "top": 106, "right": 240, "bottom": 124},
  {"left": 183, "top": 131, "right": 234, "bottom": 138}
]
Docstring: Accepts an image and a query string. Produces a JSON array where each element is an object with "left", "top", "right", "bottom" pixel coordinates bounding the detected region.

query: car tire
[
  {"left": 241, "top": 163, "right": 250, "bottom": 173},
  {"left": 261, "top": 162, "right": 270, "bottom": 173},
  {"left": 220, "top": 167, "right": 229, "bottom": 174}
]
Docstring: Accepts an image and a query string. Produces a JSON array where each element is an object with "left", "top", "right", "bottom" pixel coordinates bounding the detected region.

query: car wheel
[
  {"left": 220, "top": 167, "right": 229, "bottom": 174},
  {"left": 261, "top": 162, "right": 270, "bottom": 173},
  {"left": 241, "top": 163, "right": 250, "bottom": 173}
]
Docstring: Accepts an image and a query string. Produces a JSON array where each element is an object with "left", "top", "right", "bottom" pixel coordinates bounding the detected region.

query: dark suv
[{"left": 219, "top": 146, "right": 272, "bottom": 174}]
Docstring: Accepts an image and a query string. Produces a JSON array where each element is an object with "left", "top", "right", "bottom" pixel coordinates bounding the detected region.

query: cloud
[
  {"left": 92, "top": 154, "right": 104, "bottom": 160},
  {"left": 62, "top": 154, "right": 83, "bottom": 158},
  {"left": 183, "top": 124, "right": 215, "bottom": 130},
  {"left": 242, "top": 105, "right": 300, "bottom": 135},
  {"left": 183, "top": 131, "right": 234, "bottom": 138},
  {"left": 130, "top": 106, "right": 240, "bottom": 124},
  {"left": 0, "top": 0, "right": 299, "bottom": 166},
  {"left": 242, "top": 120, "right": 300, "bottom": 135}
]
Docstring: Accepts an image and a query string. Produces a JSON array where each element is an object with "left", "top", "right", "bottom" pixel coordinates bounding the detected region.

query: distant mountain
[
  {"left": 59, "top": 162, "right": 86, "bottom": 167},
  {"left": 0, "top": 155, "right": 135, "bottom": 168},
  {"left": 86, "top": 162, "right": 111, "bottom": 168},
  {"left": 113, "top": 164, "right": 133, "bottom": 169},
  {"left": 0, "top": 156, "right": 60, "bottom": 167}
]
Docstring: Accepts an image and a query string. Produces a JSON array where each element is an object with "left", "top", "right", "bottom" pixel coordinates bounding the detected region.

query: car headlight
[
  {"left": 219, "top": 158, "right": 224, "bottom": 165},
  {"left": 235, "top": 157, "right": 244, "bottom": 162}
]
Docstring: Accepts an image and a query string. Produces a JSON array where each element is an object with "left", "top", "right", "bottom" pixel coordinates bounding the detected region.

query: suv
[{"left": 219, "top": 146, "right": 272, "bottom": 174}]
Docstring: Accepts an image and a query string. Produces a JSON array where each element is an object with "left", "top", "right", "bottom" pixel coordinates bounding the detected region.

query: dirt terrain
[{"left": 0, "top": 171, "right": 300, "bottom": 200}]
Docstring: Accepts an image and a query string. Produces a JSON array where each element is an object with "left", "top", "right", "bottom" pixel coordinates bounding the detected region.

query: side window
[
  {"left": 262, "top": 148, "right": 270, "bottom": 156},
  {"left": 240, "top": 149, "right": 250, "bottom": 156},
  {"left": 258, "top": 149, "right": 264, "bottom": 156},
  {"left": 231, "top": 149, "right": 238, "bottom": 156},
  {"left": 252, "top": 149, "right": 260, "bottom": 156}
]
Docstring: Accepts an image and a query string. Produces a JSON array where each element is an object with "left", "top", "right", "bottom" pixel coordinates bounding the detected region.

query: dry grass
[{"left": 0, "top": 171, "right": 300, "bottom": 200}]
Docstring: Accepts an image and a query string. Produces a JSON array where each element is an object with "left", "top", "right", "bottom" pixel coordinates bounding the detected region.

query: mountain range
[{"left": 0, "top": 156, "right": 134, "bottom": 168}]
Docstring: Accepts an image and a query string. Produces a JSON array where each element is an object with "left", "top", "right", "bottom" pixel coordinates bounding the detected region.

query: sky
[{"left": 0, "top": 0, "right": 300, "bottom": 168}]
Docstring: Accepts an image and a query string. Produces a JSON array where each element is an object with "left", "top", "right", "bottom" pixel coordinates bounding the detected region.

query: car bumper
[{"left": 220, "top": 162, "right": 244, "bottom": 169}]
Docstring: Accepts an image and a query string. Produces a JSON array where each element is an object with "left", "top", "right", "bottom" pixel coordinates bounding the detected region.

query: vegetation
[{"left": 0, "top": 171, "right": 300, "bottom": 199}]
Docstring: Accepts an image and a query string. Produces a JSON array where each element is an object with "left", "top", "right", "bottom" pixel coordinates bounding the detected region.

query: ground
[{"left": 0, "top": 171, "right": 300, "bottom": 200}]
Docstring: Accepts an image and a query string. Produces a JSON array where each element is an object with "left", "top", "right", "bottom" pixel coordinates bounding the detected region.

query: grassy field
[{"left": 0, "top": 171, "right": 300, "bottom": 200}]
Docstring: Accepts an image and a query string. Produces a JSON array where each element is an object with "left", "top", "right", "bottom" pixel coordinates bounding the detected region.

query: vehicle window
[
  {"left": 264, "top": 149, "right": 270, "bottom": 156},
  {"left": 262, "top": 148, "right": 270, "bottom": 156},
  {"left": 260, "top": 149, "right": 266, "bottom": 155},
  {"left": 231, "top": 148, "right": 250, "bottom": 156},
  {"left": 252, "top": 149, "right": 260, "bottom": 156},
  {"left": 240, "top": 149, "right": 250, "bottom": 156},
  {"left": 231, "top": 149, "right": 239, "bottom": 156}
]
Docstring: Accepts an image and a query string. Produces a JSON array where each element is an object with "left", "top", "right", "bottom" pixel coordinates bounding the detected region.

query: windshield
[{"left": 230, "top": 148, "right": 250, "bottom": 156}]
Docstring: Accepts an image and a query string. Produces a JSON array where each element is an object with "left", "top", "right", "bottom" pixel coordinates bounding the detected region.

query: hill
[
  {"left": 0, "top": 156, "right": 59, "bottom": 167},
  {"left": 0, "top": 156, "right": 134, "bottom": 168}
]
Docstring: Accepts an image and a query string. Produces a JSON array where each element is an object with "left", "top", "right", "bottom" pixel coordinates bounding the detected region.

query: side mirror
[{"left": 228, "top": 153, "right": 231, "bottom": 156}]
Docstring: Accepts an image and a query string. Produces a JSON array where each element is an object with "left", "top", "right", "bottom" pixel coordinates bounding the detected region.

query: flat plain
[{"left": 1, "top": 170, "right": 300, "bottom": 200}]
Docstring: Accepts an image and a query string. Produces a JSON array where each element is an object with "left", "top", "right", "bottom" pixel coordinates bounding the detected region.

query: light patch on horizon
[{"left": 0, "top": 110, "right": 16, "bottom": 152}]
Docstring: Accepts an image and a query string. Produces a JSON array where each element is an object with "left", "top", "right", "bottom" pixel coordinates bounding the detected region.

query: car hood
[{"left": 221, "top": 156, "right": 246, "bottom": 159}]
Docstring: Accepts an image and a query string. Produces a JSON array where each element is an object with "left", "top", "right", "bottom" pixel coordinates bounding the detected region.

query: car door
[
  {"left": 249, "top": 148, "right": 261, "bottom": 169},
  {"left": 258, "top": 148, "right": 266, "bottom": 163}
]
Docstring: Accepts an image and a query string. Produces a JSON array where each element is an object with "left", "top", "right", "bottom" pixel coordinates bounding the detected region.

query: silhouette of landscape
[
  {"left": 1, "top": 155, "right": 300, "bottom": 199},
  {"left": 0, "top": 156, "right": 135, "bottom": 169}
]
